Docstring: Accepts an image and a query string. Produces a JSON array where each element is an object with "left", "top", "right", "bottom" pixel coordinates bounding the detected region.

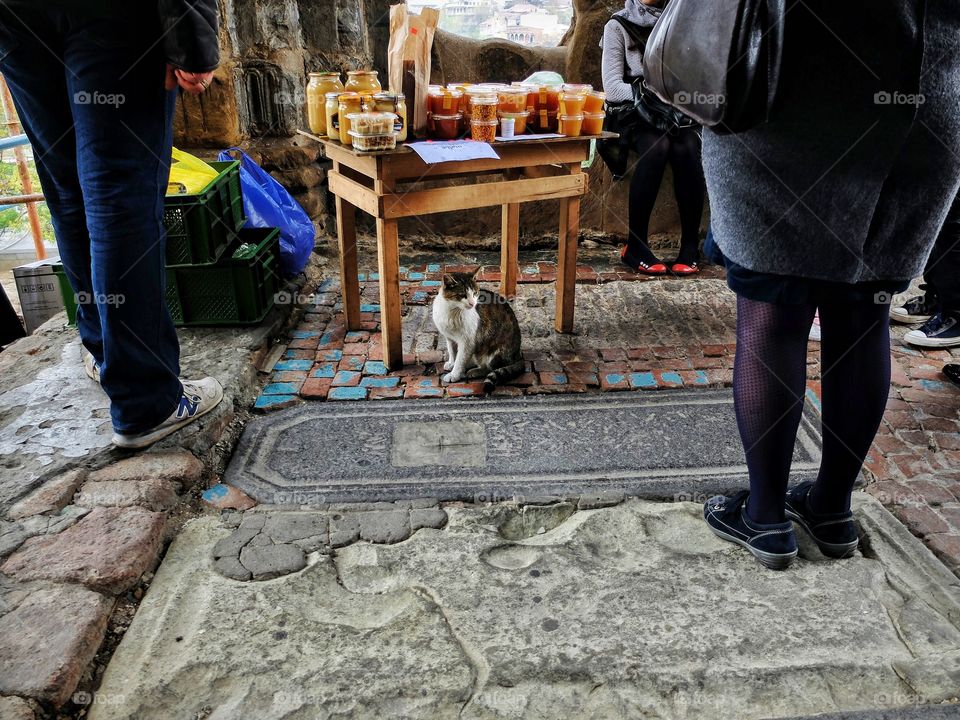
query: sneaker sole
[
  {"left": 784, "top": 509, "right": 859, "bottom": 559},
  {"left": 707, "top": 525, "right": 797, "bottom": 570},
  {"left": 890, "top": 311, "right": 932, "bottom": 324},
  {"left": 902, "top": 333, "right": 960, "bottom": 348},
  {"left": 112, "top": 385, "right": 225, "bottom": 450}
]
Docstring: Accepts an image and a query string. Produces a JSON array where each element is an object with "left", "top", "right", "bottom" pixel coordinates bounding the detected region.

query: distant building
[
  {"left": 426, "top": 0, "right": 570, "bottom": 46},
  {"left": 483, "top": 2, "right": 566, "bottom": 46}
]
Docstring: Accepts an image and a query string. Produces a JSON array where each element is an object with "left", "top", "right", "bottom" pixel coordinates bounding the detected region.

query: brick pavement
[{"left": 256, "top": 252, "right": 960, "bottom": 575}]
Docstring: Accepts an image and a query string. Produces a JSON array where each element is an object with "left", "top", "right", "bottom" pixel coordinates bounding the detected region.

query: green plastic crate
[
  {"left": 165, "top": 227, "right": 280, "bottom": 326},
  {"left": 164, "top": 159, "right": 245, "bottom": 266},
  {"left": 54, "top": 227, "right": 280, "bottom": 328}
]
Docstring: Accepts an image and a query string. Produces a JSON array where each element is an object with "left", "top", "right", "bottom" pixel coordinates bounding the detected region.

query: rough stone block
[
  {"left": 75, "top": 478, "right": 179, "bottom": 512},
  {"left": 0, "top": 585, "right": 112, "bottom": 706},
  {"left": 7, "top": 469, "right": 86, "bottom": 521},
  {"left": 1, "top": 507, "right": 166, "bottom": 595},
  {"left": 359, "top": 510, "right": 411, "bottom": 544},
  {"left": 239, "top": 544, "right": 306, "bottom": 581},
  {"left": 409, "top": 508, "right": 448, "bottom": 532},
  {"left": 328, "top": 513, "right": 360, "bottom": 547}
]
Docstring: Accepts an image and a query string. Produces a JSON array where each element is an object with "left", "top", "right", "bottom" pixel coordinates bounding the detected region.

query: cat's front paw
[
  {"left": 442, "top": 360, "right": 454, "bottom": 371},
  {"left": 441, "top": 372, "right": 462, "bottom": 384}
]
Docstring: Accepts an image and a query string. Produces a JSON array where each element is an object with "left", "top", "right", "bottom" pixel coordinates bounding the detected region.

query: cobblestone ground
[{"left": 255, "top": 247, "right": 960, "bottom": 576}]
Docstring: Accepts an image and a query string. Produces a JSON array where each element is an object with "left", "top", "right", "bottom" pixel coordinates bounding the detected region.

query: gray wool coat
[{"left": 703, "top": 0, "right": 960, "bottom": 284}]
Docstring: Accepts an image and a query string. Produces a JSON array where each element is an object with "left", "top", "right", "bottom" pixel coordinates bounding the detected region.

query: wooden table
[{"left": 300, "top": 131, "right": 614, "bottom": 370}]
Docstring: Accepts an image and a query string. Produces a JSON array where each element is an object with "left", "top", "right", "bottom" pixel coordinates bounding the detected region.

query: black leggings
[
  {"left": 627, "top": 126, "right": 705, "bottom": 266},
  {"left": 734, "top": 296, "right": 892, "bottom": 524}
]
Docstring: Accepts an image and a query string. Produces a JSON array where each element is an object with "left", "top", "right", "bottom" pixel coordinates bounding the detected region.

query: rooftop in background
[{"left": 408, "top": 0, "right": 572, "bottom": 47}]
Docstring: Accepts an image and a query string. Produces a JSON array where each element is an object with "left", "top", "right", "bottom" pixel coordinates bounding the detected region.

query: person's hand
[{"left": 164, "top": 65, "right": 215, "bottom": 94}]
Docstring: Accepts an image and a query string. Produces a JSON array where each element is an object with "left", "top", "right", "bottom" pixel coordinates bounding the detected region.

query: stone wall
[{"left": 173, "top": 0, "right": 703, "bottom": 251}]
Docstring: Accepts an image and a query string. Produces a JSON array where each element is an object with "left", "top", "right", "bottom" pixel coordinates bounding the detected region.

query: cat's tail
[{"left": 483, "top": 359, "right": 524, "bottom": 393}]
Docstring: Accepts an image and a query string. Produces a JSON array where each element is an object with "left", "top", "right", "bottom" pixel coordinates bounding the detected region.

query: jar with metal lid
[
  {"left": 325, "top": 91, "right": 344, "bottom": 141},
  {"left": 307, "top": 72, "right": 343, "bottom": 136},
  {"left": 337, "top": 92, "right": 364, "bottom": 144},
  {"left": 344, "top": 70, "right": 382, "bottom": 96},
  {"left": 366, "top": 92, "right": 407, "bottom": 142}
]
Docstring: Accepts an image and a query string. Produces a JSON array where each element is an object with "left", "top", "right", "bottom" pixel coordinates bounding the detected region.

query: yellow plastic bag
[{"left": 167, "top": 148, "right": 219, "bottom": 196}]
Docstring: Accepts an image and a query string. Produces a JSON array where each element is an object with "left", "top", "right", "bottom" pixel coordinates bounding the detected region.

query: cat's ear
[
  {"left": 442, "top": 273, "right": 456, "bottom": 288},
  {"left": 470, "top": 267, "right": 481, "bottom": 279}
]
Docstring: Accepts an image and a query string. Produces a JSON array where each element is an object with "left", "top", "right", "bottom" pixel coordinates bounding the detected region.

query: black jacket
[{"left": 2, "top": 0, "right": 219, "bottom": 73}]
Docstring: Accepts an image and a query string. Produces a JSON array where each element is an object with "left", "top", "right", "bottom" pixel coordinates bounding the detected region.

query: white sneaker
[
  {"left": 112, "top": 377, "right": 224, "bottom": 450},
  {"left": 83, "top": 350, "right": 101, "bottom": 384}
]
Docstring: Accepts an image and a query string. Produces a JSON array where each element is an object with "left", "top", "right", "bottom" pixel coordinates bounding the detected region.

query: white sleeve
[{"left": 601, "top": 22, "right": 635, "bottom": 104}]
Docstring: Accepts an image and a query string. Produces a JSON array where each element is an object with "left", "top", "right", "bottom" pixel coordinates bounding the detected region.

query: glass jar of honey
[
  {"left": 367, "top": 92, "right": 407, "bottom": 142},
  {"left": 324, "top": 91, "right": 344, "bottom": 141},
  {"left": 432, "top": 113, "right": 463, "bottom": 140},
  {"left": 307, "top": 72, "right": 343, "bottom": 136},
  {"left": 344, "top": 70, "right": 381, "bottom": 96},
  {"left": 337, "top": 92, "right": 364, "bottom": 144}
]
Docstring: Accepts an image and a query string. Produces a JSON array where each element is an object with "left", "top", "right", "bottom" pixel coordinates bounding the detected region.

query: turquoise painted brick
[
  {"left": 317, "top": 349, "right": 343, "bottom": 362},
  {"left": 411, "top": 291, "right": 429, "bottom": 303},
  {"left": 369, "top": 272, "right": 380, "bottom": 280},
  {"left": 364, "top": 361, "right": 388, "bottom": 376},
  {"left": 448, "top": 385, "right": 479, "bottom": 396},
  {"left": 345, "top": 331, "right": 367, "bottom": 341},
  {"left": 920, "top": 379, "right": 947, "bottom": 392},
  {"left": 399, "top": 265, "right": 410, "bottom": 273},
  {"left": 262, "top": 382, "right": 300, "bottom": 395},
  {"left": 660, "top": 371, "right": 684, "bottom": 385},
  {"left": 605, "top": 373, "right": 626, "bottom": 385},
  {"left": 341, "top": 356, "right": 364, "bottom": 372},
  {"left": 312, "top": 362, "right": 336, "bottom": 378},
  {"left": 361, "top": 376, "right": 400, "bottom": 388},
  {"left": 319, "top": 279, "right": 335, "bottom": 291},
  {"left": 357, "top": 273, "right": 367, "bottom": 282},
  {"left": 291, "top": 330, "right": 319, "bottom": 339},
  {"left": 805, "top": 387, "right": 822, "bottom": 413},
  {"left": 360, "top": 304, "right": 380, "bottom": 312},
  {"left": 411, "top": 386, "right": 444, "bottom": 397},
  {"left": 629, "top": 372, "right": 657, "bottom": 388},
  {"left": 548, "top": 373, "right": 568, "bottom": 385},
  {"left": 426, "top": 263, "right": 441, "bottom": 272},
  {"left": 407, "top": 272, "right": 425, "bottom": 280},
  {"left": 332, "top": 370, "right": 361, "bottom": 386},
  {"left": 254, "top": 394, "right": 297, "bottom": 410},
  {"left": 318, "top": 332, "right": 338, "bottom": 347},
  {"left": 690, "top": 370, "right": 709, "bottom": 385},
  {"left": 273, "top": 359, "right": 312, "bottom": 372},
  {"left": 329, "top": 386, "right": 368, "bottom": 401},
  {"left": 421, "top": 280, "right": 441, "bottom": 287},
  {"left": 521, "top": 266, "right": 539, "bottom": 275},
  {"left": 418, "top": 378, "right": 437, "bottom": 387}
]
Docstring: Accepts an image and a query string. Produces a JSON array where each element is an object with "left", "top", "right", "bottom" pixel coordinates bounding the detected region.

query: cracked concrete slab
[
  {"left": 225, "top": 391, "right": 823, "bottom": 504},
  {"left": 89, "top": 495, "right": 960, "bottom": 720}
]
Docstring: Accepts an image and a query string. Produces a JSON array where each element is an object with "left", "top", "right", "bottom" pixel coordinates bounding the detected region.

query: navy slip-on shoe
[
  {"left": 703, "top": 491, "right": 798, "bottom": 570},
  {"left": 784, "top": 482, "right": 859, "bottom": 559}
]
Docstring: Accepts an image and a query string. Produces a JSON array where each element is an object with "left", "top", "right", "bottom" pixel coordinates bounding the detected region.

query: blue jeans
[{"left": 0, "top": 7, "right": 182, "bottom": 433}]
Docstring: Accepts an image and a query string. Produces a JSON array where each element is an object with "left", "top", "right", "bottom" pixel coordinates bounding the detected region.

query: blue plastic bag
[{"left": 218, "top": 148, "right": 315, "bottom": 276}]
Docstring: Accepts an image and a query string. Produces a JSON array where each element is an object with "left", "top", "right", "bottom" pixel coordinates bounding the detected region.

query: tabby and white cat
[{"left": 432, "top": 269, "right": 524, "bottom": 392}]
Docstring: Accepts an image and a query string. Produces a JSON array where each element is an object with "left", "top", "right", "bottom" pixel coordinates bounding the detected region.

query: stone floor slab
[
  {"left": 226, "top": 390, "right": 822, "bottom": 504},
  {"left": 89, "top": 495, "right": 960, "bottom": 720}
]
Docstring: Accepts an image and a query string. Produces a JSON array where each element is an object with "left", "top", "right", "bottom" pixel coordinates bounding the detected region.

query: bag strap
[{"left": 609, "top": 15, "right": 652, "bottom": 55}]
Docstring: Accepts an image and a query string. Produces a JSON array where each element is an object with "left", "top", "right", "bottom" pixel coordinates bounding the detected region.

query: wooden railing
[{"left": 0, "top": 74, "right": 45, "bottom": 260}]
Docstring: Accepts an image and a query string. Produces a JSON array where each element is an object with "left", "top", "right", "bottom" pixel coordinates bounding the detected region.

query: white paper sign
[
  {"left": 494, "top": 133, "right": 565, "bottom": 142},
  {"left": 406, "top": 140, "right": 501, "bottom": 164}
]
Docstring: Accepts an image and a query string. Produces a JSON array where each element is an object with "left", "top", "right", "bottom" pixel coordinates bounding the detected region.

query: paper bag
[{"left": 388, "top": 4, "right": 439, "bottom": 137}]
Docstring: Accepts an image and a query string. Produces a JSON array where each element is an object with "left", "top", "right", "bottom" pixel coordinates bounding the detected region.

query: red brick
[
  {"left": 702, "top": 344, "right": 726, "bottom": 357},
  {"left": 599, "top": 361, "right": 630, "bottom": 374},
  {"left": 884, "top": 411, "right": 923, "bottom": 431},
  {"left": 918, "top": 403, "right": 960, "bottom": 419},
  {"left": 342, "top": 343, "right": 368, "bottom": 356},
  {"left": 652, "top": 346, "right": 680, "bottom": 359},
  {"left": 938, "top": 505, "right": 960, "bottom": 529},
  {"left": 288, "top": 337, "right": 320, "bottom": 350},
  {"left": 654, "top": 370, "right": 683, "bottom": 388},
  {"left": 405, "top": 375, "right": 440, "bottom": 388},
  {"left": 344, "top": 331, "right": 370, "bottom": 343},
  {"left": 627, "top": 347, "right": 653, "bottom": 360},
  {"left": 369, "top": 387, "right": 405, "bottom": 400},
  {"left": 600, "top": 348, "right": 627, "bottom": 361},
  {"left": 568, "top": 372, "right": 600, "bottom": 387},
  {"left": 705, "top": 369, "right": 734, "bottom": 387},
  {"left": 533, "top": 359, "right": 564, "bottom": 372},
  {"left": 691, "top": 356, "right": 727, "bottom": 370},
  {"left": 564, "top": 360, "right": 598, "bottom": 373},
  {"left": 417, "top": 350, "right": 444, "bottom": 364},
  {"left": 890, "top": 362, "right": 912, "bottom": 388},
  {"left": 933, "top": 432, "right": 960, "bottom": 451},
  {"left": 924, "top": 534, "right": 960, "bottom": 572},
  {"left": 907, "top": 479, "right": 958, "bottom": 506},
  {"left": 867, "top": 480, "right": 916, "bottom": 507},
  {"left": 447, "top": 381, "right": 486, "bottom": 397},
  {"left": 538, "top": 372, "right": 569, "bottom": 386},
  {"left": 300, "top": 378, "right": 331, "bottom": 399},
  {"left": 872, "top": 434, "right": 912, "bottom": 456},
  {"left": 600, "top": 373, "right": 630, "bottom": 391},
  {"left": 404, "top": 385, "right": 445, "bottom": 399},
  {"left": 490, "top": 385, "right": 524, "bottom": 397},
  {"left": 283, "top": 349, "right": 315, "bottom": 361},
  {"left": 895, "top": 505, "right": 951, "bottom": 537},
  {"left": 508, "top": 372, "right": 538, "bottom": 387},
  {"left": 273, "top": 370, "right": 309, "bottom": 383},
  {"left": 920, "top": 417, "right": 960, "bottom": 433}
]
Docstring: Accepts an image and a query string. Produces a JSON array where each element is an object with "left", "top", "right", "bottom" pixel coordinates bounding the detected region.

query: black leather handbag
[{"left": 641, "top": 0, "right": 786, "bottom": 133}]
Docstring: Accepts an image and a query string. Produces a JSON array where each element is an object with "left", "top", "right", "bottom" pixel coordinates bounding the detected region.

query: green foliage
[{"left": 0, "top": 152, "right": 56, "bottom": 244}]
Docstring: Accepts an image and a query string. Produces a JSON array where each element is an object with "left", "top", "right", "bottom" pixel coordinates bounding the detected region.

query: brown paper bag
[{"left": 388, "top": 4, "right": 439, "bottom": 138}]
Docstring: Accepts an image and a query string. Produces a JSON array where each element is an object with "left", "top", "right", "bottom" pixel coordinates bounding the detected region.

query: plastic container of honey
[
  {"left": 344, "top": 70, "right": 381, "bottom": 95},
  {"left": 465, "top": 87, "right": 497, "bottom": 117},
  {"left": 496, "top": 88, "right": 528, "bottom": 113},
  {"left": 581, "top": 111, "right": 605, "bottom": 135},
  {"left": 307, "top": 72, "right": 343, "bottom": 135},
  {"left": 337, "top": 92, "right": 363, "bottom": 144},
  {"left": 561, "top": 83, "right": 592, "bottom": 96},
  {"left": 536, "top": 85, "right": 561, "bottom": 112},
  {"left": 348, "top": 131, "right": 397, "bottom": 152},
  {"left": 558, "top": 91, "right": 586, "bottom": 116},
  {"left": 427, "top": 88, "right": 462, "bottom": 116},
  {"left": 583, "top": 90, "right": 605, "bottom": 114},
  {"left": 471, "top": 95, "right": 498, "bottom": 122},
  {"left": 471, "top": 119, "right": 497, "bottom": 143},
  {"left": 498, "top": 110, "right": 528, "bottom": 135},
  {"left": 558, "top": 114, "right": 584, "bottom": 137},
  {"left": 537, "top": 109, "right": 559, "bottom": 133},
  {"left": 324, "top": 91, "right": 344, "bottom": 141},
  {"left": 432, "top": 113, "right": 463, "bottom": 140},
  {"left": 346, "top": 112, "right": 398, "bottom": 136}
]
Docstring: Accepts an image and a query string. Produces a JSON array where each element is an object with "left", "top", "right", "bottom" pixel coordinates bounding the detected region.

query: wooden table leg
[
  {"left": 500, "top": 202, "right": 520, "bottom": 299},
  {"left": 376, "top": 216, "right": 403, "bottom": 369},
  {"left": 333, "top": 161, "right": 361, "bottom": 331},
  {"left": 556, "top": 194, "right": 580, "bottom": 333}
]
